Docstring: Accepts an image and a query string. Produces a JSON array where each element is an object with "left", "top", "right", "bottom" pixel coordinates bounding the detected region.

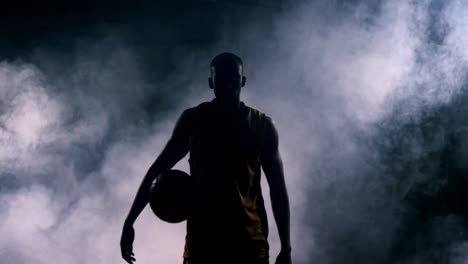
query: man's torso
[{"left": 183, "top": 100, "right": 269, "bottom": 260}]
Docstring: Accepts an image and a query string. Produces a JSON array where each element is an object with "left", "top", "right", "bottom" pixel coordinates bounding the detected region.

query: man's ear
[
  {"left": 208, "top": 77, "right": 214, "bottom": 89},
  {"left": 241, "top": 76, "right": 246, "bottom": 87}
]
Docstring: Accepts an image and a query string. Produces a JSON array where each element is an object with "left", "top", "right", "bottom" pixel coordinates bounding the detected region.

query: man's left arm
[{"left": 261, "top": 116, "right": 291, "bottom": 263}]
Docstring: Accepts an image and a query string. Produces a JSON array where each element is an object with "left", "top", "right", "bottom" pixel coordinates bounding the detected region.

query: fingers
[
  {"left": 124, "top": 253, "right": 136, "bottom": 263},
  {"left": 121, "top": 247, "right": 136, "bottom": 263},
  {"left": 120, "top": 226, "right": 136, "bottom": 263},
  {"left": 120, "top": 238, "right": 136, "bottom": 263},
  {"left": 275, "top": 252, "right": 292, "bottom": 264}
]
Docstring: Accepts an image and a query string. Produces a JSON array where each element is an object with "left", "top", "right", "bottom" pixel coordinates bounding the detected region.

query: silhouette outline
[{"left": 120, "top": 53, "right": 291, "bottom": 264}]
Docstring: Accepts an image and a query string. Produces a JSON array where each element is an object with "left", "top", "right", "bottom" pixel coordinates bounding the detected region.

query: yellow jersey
[{"left": 183, "top": 99, "right": 269, "bottom": 260}]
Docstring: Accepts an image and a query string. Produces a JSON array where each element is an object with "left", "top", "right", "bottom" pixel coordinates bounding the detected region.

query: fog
[{"left": 1, "top": 1, "right": 468, "bottom": 263}]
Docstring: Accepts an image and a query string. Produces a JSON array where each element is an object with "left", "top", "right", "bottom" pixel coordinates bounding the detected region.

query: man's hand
[
  {"left": 275, "top": 248, "right": 292, "bottom": 264},
  {"left": 120, "top": 223, "right": 136, "bottom": 263}
]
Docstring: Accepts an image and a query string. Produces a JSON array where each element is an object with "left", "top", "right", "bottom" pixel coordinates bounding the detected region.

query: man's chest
[{"left": 189, "top": 115, "right": 263, "bottom": 164}]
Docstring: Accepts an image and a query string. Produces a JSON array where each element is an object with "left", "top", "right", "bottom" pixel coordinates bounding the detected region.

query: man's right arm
[
  {"left": 120, "top": 110, "right": 191, "bottom": 263},
  {"left": 125, "top": 109, "right": 192, "bottom": 226}
]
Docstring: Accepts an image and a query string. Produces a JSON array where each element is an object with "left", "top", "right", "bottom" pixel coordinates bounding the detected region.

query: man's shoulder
[
  {"left": 182, "top": 101, "right": 212, "bottom": 116},
  {"left": 182, "top": 101, "right": 274, "bottom": 124},
  {"left": 242, "top": 103, "right": 273, "bottom": 123},
  {"left": 178, "top": 101, "right": 213, "bottom": 126}
]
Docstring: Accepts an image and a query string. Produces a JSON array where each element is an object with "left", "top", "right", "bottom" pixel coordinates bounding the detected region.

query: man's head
[{"left": 208, "top": 52, "right": 246, "bottom": 110}]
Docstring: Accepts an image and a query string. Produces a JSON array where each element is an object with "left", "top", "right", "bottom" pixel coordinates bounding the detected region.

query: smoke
[
  {"left": 242, "top": 0, "right": 468, "bottom": 263},
  {"left": 2, "top": 0, "right": 468, "bottom": 263}
]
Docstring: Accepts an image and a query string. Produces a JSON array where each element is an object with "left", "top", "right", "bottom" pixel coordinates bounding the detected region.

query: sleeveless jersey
[{"left": 183, "top": 100, "right": 269, "bottom": 260}]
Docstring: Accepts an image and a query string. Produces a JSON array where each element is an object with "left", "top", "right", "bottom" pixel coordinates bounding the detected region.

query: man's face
[{"left": 210, "top": 62, "right": 245, "bottom": 108}]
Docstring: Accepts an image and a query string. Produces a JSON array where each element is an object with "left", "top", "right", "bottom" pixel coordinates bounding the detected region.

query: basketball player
[{"left": 120, "top": 53, "right": 291, "bottom": 264}]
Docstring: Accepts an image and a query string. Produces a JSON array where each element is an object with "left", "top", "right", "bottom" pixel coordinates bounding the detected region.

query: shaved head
[
  {"left": 208, "top": 52, "right": 246, "bottom": 112},
  {"left": 210, "top": 52, "right": 243, "bottom": 77}
]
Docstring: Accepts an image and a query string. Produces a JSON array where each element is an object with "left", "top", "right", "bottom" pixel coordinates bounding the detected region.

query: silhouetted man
[{"left": 120, "top": 53, "right": 291, "bottom": 264}]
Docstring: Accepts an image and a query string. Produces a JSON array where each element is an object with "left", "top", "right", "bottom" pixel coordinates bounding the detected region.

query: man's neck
[{"left": 213, "top": 99, "right": 242, "bottom": 115}]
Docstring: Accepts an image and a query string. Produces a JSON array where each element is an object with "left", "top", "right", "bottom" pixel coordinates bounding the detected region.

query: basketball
[{"left": 149, "top": 169, "right": 193, "bottom": 223}]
